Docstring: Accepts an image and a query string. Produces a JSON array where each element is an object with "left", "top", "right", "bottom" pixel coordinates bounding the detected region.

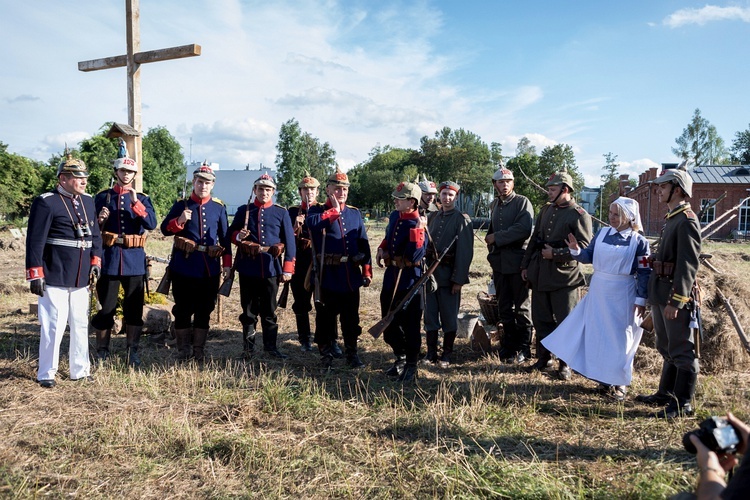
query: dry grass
[{"left": 0, "top": 231, "right": 748, "bottom": 498}]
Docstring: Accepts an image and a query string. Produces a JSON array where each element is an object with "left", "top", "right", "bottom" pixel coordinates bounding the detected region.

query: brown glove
[
  {"left": 269, "top": 242, "right": 285, "bottom": 258},
  {"left": 241, "top": 241, "right": 260, "bottom": 257}
]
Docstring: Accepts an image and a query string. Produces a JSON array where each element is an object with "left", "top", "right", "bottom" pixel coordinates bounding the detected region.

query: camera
[{"left": 683, "top": 416, "right": 741, "bottom": 455}]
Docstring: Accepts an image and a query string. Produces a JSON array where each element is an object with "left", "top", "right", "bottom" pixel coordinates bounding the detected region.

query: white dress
[{"left": 541, "top": 228, "right": 644, "bottom": 386}]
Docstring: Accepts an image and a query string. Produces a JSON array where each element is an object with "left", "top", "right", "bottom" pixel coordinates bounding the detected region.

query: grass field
[{"left": 0, "top": 228, "right": 748, "bottom": 498}]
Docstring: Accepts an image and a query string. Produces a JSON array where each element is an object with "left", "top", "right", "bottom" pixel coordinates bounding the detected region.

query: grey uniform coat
[{"left": 486, "top": 192, "right": 533, "bottom": 274}]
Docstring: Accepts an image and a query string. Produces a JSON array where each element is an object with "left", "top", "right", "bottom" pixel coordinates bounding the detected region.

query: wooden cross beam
[{"left": 77, "top": 0, "right": 200, "bottom": 191}]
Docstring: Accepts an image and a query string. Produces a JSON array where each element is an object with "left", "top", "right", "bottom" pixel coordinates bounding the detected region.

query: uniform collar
[
  {"left": 398, "top": 209, "right": 419, "bottom": 220},
  {"left": 254, "top": 198, "right": 273, "bottom": 209},
  {"left": 301, "top": 201, "right": 316, "bottom": 210},
  {"left": 56, "top": 184, "right": 77, "bottom": 199},
  {"left": 113, "top": 183, "right": 132, "bottom": 194},
  {"left": 498, "top": 191, "right": 516, "bottom": 204},
  {"left": 325, "top": 200, "right": 346, "bottom": 211},
  {"left": 666, "top": 201, "right": 690, "bottom": 219},
  {"left": 610, "top": 226, "right": 633, "bottom": 238},
  {"left": 555, "top": 197, "right": 575, "bottom": 208},
  {"left": 190, "top": 192, "right": 211, "bottom": 205}
]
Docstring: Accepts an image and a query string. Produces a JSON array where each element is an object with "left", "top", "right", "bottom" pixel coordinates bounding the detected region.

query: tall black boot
[
  {"left": 192, "top": 328, "right": 209, "bottom": 363},
  {"left": 422, "top": 330, "right": 439, "bottom": 364},
  {"left": 385, "top": 354, "right": 407, "bottom": 377},
  {"left": 125, "top": 325, "right": 142, "bottom": 367},
  {"left": 296, "top": 313, "right": 313, "bottom": 351},
  {"left": 242, "top": 325, "right": 255, "bottom": 360},
  {"left": 636, "top": 361, "right": 677, "bottom": 405},
  {"left": 653, "top": 369, "right": 696, "bottom": 418},
  {"left": 319, "top": 343, "right": 334, "bottom": 370},
  {"left": 439, "top": 331, "right": 457, "bottom": 368},
  {"left": 525, "top": 337, "right": 553, "bottom": 373},
  {"left": 94, "top": 328, "right": 112, "bottom": 361},
  {"left": 345, "top": 341, "right": 365, "bottom": 369},
  {"left": 174, "top": 328, "right": 193, "bottom": 361}
]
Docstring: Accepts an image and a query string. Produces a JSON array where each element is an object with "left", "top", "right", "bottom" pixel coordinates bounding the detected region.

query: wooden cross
[{"left": 78, "top": 0, "right": 200, "bottom": 191}]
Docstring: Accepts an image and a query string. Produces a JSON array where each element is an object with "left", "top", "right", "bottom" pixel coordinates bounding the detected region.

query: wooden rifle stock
[
  {"left": 156, "top": 267, "right": 171, "bottom": 295},
  {"left": 368, "top": 234, "right": 458, "bottom": 339},
  {"left": 219, "top": 195, "right": 252, "bottom": 298},
  {"left": 277, "top": 281, "right": 290, "bottom": 308}
]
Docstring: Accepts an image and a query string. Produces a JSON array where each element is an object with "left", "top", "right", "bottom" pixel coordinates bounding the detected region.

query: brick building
[{"left": 623, "top": 164, "right": 750, "bottom": 239}]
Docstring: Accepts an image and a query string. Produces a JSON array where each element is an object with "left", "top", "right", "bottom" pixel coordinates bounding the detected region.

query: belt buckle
[
  {"left": 340, "top": 256, "right": 349, "bottom": 263},
  {"left": 115, "top": 237, "right": 124, "bottom": 245},
  {"left": 197, "top": 245, "right": 207, "bottom": 252}
]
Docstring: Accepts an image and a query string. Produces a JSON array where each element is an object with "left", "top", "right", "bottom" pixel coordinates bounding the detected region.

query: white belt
[{"left": 47, "top": 238, "right": 92, "bottom": 249}]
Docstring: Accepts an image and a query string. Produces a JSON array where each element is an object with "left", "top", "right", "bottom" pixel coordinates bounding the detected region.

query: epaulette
[
  {"left": 684, "top": 209, "right": 697, "bottom": 220},
  {"left": 575, "top": 205, "right": 587, "bottom": 216},
  {"left": 212, "top": 198, "right": 224, "bottom": 206},
  {"left": 274, "top": 203, "right": 286, "bottom": 209},
  {"left": 40, "top": 192, "right": 53, "bottom": 199},
  {"left": 82, "top": 192, "right": 93, "bottom": 198},
  {"left": 346, "top": 204, "right": 359, "bottom": 210}
]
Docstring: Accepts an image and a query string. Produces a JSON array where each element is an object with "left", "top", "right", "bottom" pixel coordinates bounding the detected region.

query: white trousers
[{"left": 37, "top": 286, "right": 91, "bottom": 381}]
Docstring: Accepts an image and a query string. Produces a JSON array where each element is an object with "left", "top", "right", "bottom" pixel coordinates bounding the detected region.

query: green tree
[
  {"left": 672, "top": 108, "right": 728, "bottom": 165},
  {"left": 538, "top": 143, "right": 584, "bottom": 193},
  {"left": 0, "top": 142, "right": 48, "bottom": 221},
  {"left": 595, "top": 152, "right": 621, "bottom": 221},
  {"left": 348, "top": 145, "right": 417, "bottom": 216},
  {"left": 506, "top": 138, "right": 545, "bottom": 210},
  {"left": 275, "top": 118, "right": 336, "bottom": 206},
  {"left": 730, "top": 124, "right": 750, "bottom": 165},
  {"left": 78, "top": 125, "right": 119, "bottom": 194},
  {"left": 418, "top": 127, "right": 494, "bottom": 215},
  {"left": 142, "top": 126, "right": 186, "bottom": 217}
]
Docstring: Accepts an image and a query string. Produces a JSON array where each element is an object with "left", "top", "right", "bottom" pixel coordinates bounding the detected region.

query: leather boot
[
  {"left": 192, "top": 328, "right": 209, "bottom": 363},
  {"left": 345, "top": 343, "right": 365, "bottom": 369},
  {"left": 558, "top": 360, "right": 572, "bottom": 381},
  {"left": 174, "top": 328, "right": 193, "bottom": 361},
  {"left": 653, "top": 369, "right": 696, "bottom": 418},
  {"left": 125, "top": 325, "right": 142, "bottom": 367},
  {"left": 439, "top": 331, "right": 457, "bottom": 368},
  {"left": 422, "top": 330, "right": 439, "bottom": 364},
  {"left": 525, "top": 338, "right": 553, "bottom": 373},
  {"left": 385, "top": 355, "right": 407, "bottom": 377},
  {"left": 296, "top": 314, "right": 314, "bottom": 351},
  {"left": 398, "top": 362, "right": 418, "bottom": 383},
  {"left": 330, "top": 340, "right": 344, "bottom": 359},
  {"left": 242, "top": 325, "right": 255, "bottom": 360},
  {"left": 94, "top": 328, "right": 112, "bottom": 361},
  {"left": 636, "top": 361, "right": 677, "bottom": 405},
  {"left": 319, "top": 344, "right": 334, "bottom": 370}
]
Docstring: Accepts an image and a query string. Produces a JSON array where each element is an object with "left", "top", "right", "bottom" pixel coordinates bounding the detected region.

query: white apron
[{"left": 542, "top": 228, "right": 643, "bottom": 386}]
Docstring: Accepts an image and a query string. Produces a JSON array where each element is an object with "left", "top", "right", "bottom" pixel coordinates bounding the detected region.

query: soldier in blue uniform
[
  {"left": 287, "top": 172, "right": 320, "bottom": 351},
  {"left": 91, "top": 156, "right": 157, "bottom": 366},
  {"left": 376, "top": 181, "right": 427, "bottom": 382},
  {"left": 306, "top": 168, "right": 373, "bottom": 369},
  {"left": 229, "top": 174, "right": 296, "bottom": 359},
  {"left": 26, "top": 152, "right": 103, "bottom": 388},
  {"left": 160, "top": 164, "right": 232, "bottom": 362}
]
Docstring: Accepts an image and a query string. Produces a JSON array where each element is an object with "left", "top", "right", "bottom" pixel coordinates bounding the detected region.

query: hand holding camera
[{"left": 685, "top": 413, "right": 749, "bottom": 476}]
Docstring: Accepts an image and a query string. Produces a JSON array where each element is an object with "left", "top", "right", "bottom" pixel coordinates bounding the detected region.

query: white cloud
[
  {"left": 663, "top": 5, "right": 750, "bottom": 28},
  {"left": 504, "top": 133, "right": 559, "bottom": 155}
]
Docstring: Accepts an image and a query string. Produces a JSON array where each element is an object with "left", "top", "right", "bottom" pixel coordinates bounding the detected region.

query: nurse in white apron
[{"left": 542, "top": 197, "right": 651, "bottom": 401}]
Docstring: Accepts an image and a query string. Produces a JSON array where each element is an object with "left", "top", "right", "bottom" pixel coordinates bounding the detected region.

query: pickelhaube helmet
[
  {"left": 492, "top": 168, "right": 514, "bottom": 181},
  {"left": 298, "top": 171, "right": 320, "bottom": 189},
  {"left": 392, "top": 181, "right": 422, "bottom": 201},
  {"left": 56, "top": 147, "right": 89, "bottom": 178},
  {"left": 418, "top": 174, "right": 438, "bottom": 194},
  {"left": 193, "top": 160, "right": 216, "bottom": 181},
  {"left": 653, "top": 168, "right": 693, "bottom": 198},
  {"left": 545, "top": 168, "right": 574, "bottom": 188},
  {"left": 327, "top": 167, "right": 350, "bottom": 187},
  {"left": 254, "top": 173, "right": 277, "bottom": 189}
]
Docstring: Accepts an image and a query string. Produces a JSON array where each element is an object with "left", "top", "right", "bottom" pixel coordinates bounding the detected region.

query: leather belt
[
  {"left": 323, "top": 254, "right": 349, "bottom": 265},
  {"left": 47, "top": 238, "right": 92, "bottom": 249}
]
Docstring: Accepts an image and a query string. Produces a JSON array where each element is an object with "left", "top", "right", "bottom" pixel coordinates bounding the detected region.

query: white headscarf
[{"left": 612, "top": 197, "right": 642, "bottom": 232}]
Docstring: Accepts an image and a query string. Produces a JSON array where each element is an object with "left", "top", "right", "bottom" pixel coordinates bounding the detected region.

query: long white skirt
[{"left": 542, "top": 271, "right": 643, "bottom": 386}]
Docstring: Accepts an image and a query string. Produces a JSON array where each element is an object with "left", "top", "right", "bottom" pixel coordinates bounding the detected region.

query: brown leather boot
[
  {"left": 94, "top": 328, "right": 112, "bottom": 361},
  {"left": 174, "top": 328, "right": 193, "bottom": 361},
  {"left": 125, "top": 324, "right": 143, "bottom": 367},
  {"left": 192, "top": 328, "right": 209, "bottom": 363}
]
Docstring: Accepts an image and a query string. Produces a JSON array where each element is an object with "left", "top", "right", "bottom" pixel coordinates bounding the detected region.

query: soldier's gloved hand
[
  {"left": 269, "top": 243, "right": 285, "bottom": 258},
  {"left": 363, "top": 277, "right": 372, "bottom": 288},
  {"left": 89, "top": 265, "right": 101, "bottom": 285},
  {"left": 376, "top": 248, "right": 388, "bottom": 268},
  {"left": 30, "top": 278, "right": 46, "bottom": 297}
]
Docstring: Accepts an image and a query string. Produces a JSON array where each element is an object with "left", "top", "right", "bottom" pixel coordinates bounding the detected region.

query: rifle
[
  {"left": 307, "top": 228, "right": 325, "bottom": 306},
  {"left": 218, "top": 194, "right": 252, "bottom": 297},
  {"left": 277, "top": 281, "right": 290, "bottom": 308},
  {"left": 368, "top": 234, "right": 458, "bottom": 339}
]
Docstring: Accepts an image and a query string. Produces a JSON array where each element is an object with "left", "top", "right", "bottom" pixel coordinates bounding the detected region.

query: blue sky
[{"left": 1, "top": 1, "right": 749, "bottom": 186}]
